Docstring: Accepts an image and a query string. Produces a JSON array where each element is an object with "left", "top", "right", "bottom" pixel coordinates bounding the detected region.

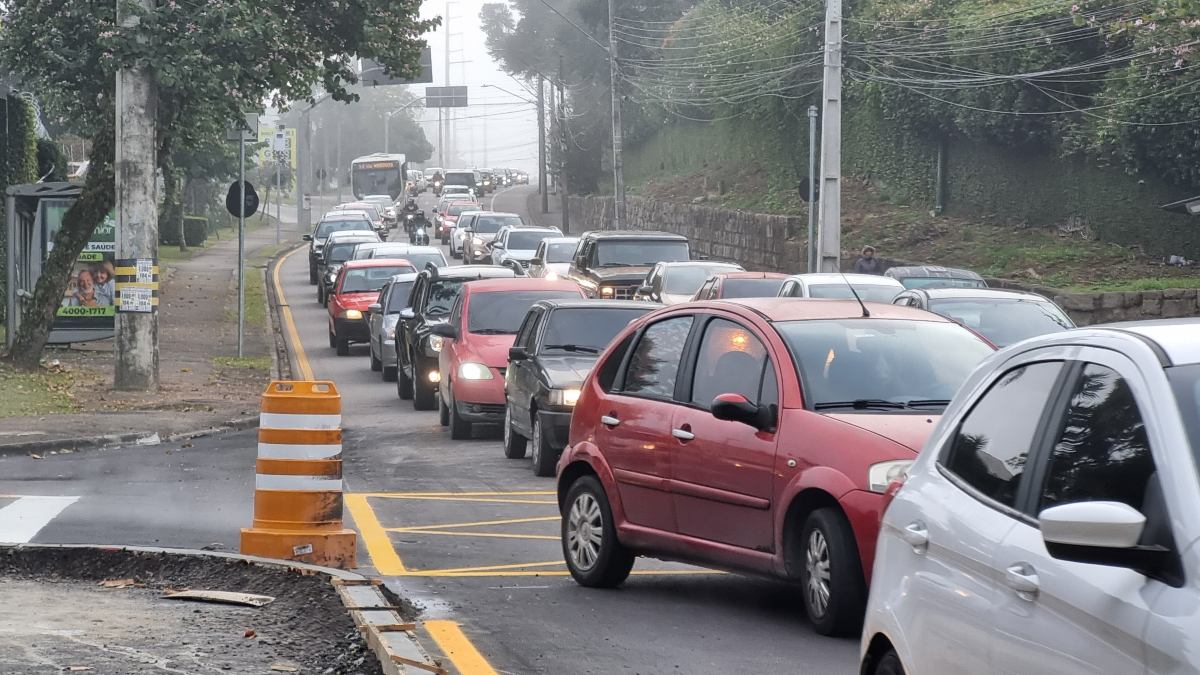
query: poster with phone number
[{"left": 56, "top": 211, "right": 116, "bottom": 321}]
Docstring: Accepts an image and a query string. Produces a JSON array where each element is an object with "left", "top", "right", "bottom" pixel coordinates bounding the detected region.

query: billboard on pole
[{"left": 257, "top": 127, "right": 296, "bottom": 170}]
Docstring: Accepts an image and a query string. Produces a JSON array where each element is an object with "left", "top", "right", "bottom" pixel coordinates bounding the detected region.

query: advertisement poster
[
  {"left": 55, "top": 210, "right": 116, "bottom": 324},
  {"left": 256, "top": 126, "right": 296, "bottom": 170}
]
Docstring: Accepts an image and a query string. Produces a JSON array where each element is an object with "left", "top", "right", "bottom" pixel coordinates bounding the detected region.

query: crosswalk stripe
[{"left": 0, "top": 496, "right": 80, "bottom": 544}]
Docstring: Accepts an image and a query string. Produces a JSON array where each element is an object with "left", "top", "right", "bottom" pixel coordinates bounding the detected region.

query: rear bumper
[
  {"left": 334, "top": 318, "right": 370, "bottom": 343},
  {"left": 537, "top": 409, "right": 573, "bottom": 449}
]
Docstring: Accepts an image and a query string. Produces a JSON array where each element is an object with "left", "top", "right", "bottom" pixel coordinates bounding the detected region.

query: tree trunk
[
  {"left": 159, "top": 139, "right": 185, "bottom": 252},
  {"left": 6, "top": 114, "right": 116, "bottom": 370}
]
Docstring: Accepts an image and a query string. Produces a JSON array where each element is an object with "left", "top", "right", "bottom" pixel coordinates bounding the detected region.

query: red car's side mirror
[{"left": 711, "top": 393, "right": 775, "bottom": 431}]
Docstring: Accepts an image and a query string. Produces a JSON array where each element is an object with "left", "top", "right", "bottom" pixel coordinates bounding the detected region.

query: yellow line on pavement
[
  {"left": 271, "top": 246, "right": 314, "bottom": 381},
  {"left": 410, "top": 560, "right": 565, "bottom": 575},
  {"left": 402, "top": 529, "right": 560, "bottom": 541},
  {"left": 388, "top": 515, "right": 560, "bottom": 532},
  {"left": 424, "top": 620, "right": 498, "bottom": 675},
  {"left": 344, "top": 494, "right": 408, "bottom": 575}
]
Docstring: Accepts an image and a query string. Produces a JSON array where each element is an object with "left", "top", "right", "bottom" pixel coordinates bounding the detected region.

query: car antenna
[{"left": 838, "top": 269, "right": 870, "bottom": 318}]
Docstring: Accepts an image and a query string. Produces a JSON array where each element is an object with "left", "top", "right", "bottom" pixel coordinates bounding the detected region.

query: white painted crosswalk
[{"left": 0, "top": 495, "right": 79, "bottom": 544}]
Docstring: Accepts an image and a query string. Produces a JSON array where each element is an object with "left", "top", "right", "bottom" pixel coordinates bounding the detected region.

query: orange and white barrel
[{"left": 240, "top": 381, "right": 357, "bottom": 568}]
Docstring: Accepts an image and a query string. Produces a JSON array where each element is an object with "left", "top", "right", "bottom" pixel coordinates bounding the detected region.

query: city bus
[{"left": 350, "top": 153, "right": 408, "bottom": 200}]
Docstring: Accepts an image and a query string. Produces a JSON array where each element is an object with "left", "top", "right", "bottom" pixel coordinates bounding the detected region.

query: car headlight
[
  {"left": 427, "top": 334, "right": 444, "bottom": 353},
  {"left": 458, "top": 362, "right": 493, "bottom": 380},
  {"left": 386, "top": 327, "right": 396, "bottom": 339},
  {"left": 868, "top": 460, "right": 913, "bottom": 494},
  {"left": 472, "top": 236, "right": 484, "bottom": 246},
  {"left": 548, "top": 388, "right": 581, "bottom": 407},
  {"left": 599, "top": 286, "right": 615, "bottom": 298},
  {"left": 343, "top": 309, "right": 363, "bottom": 320}
]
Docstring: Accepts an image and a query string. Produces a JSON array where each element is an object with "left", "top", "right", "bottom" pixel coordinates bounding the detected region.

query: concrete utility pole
[
  {"left": 607, "top": 0, "right": 627, "bottom": 228},
  {"left": 114, "top": 0, "right": 159, "bottom": 392},
  {"left": 548, "top": 83, "right": 556, "bottom": 193},
  {"left": 237, "top": 133, "right": 246, "bottom": 357},
  {"left": 807, "top": 105, "right": 818, "bottom": 272},
  {"left": 538, "top": 75, "right": 548, "bottom": 214},
  {"left": 816, "top": 0, "right": 843, "bottom": 272},
  {"left": 443, "top": 2, "right": 452, "bottom": 166},
  {"left": 298, "top": 107, "right": 311, "bottom": 229},
  {"left": 559, "top": 55, "right": 570, "bottom": 233}
]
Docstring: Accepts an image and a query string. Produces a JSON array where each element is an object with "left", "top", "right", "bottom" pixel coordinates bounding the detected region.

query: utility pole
[
  {"left": 298, "top": 107, "right": 311, "bottom": 229},
  {"left": 335, "top": 118, "right": 343, "bottom": 202},
  {"left": 443, "top": 2, "right": 451, "bottom": 167},
  {"left": 559, "top": 55, "right": 569, "bottom": 233},
  {"left": 538, "top": 75, "right": 548, "bottom": 214},
  {"left": 275, "top": 151, "right": 282, "bottom": 244},
  {"left": 807, "top": 105, "right": 818, "bottom": 272},
  {"left": 607, "top": 0, "right": 626, "bottom": 228},
  {"left": 437, "top": 108, "right": 444, "bottom": 167},
  {"left": 114, "top": 0, "right": 159, "bottom": 391},
  {"left": 237, "top": 132, "right": 246, "bottom": 357},
  {"left": 816, "top": 0, "right": 843, "bottom": 272},
  {"left": 548, "top": 83, "right": 556, "bottom": 193}
]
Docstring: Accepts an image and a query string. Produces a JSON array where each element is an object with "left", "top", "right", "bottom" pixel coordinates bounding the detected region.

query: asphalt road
[{"left": 1, "top": 185, "right": 859, "bottom": 674}]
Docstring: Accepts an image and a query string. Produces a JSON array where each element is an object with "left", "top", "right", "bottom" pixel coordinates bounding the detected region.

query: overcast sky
[{"left": 412, "top": 0, "right": 540, "bottom": 173}]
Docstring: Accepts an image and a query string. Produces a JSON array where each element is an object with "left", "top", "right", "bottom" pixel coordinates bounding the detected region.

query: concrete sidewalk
[{"left": 0, "top": 209, "right": 303, "bottom": 455}]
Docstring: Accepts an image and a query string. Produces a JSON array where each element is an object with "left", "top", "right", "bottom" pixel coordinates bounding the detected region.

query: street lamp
[
  {"left": 384, "top": 97, "right": 425, "bottom": 153},
  {"left": 1162, "top": 195, "right": 1200, "bottom": 217},
  {"left": 480, "top": 83, "right": 536, "bottom": 104}
]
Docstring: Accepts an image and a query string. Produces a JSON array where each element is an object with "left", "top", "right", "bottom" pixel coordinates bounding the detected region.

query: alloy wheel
[
  {"left": 566, "top": 493, "right": 603, "bottom": 572},
  {"left": 805, "top": 529, "right": 832, "bottom": 619}
]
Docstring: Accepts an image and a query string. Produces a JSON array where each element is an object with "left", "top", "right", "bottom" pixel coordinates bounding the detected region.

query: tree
[{"left": 0, "top": 0, "right": 438, "bottom": 370}]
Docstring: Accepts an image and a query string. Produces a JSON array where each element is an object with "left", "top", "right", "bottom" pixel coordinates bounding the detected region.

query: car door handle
[
  {"left": 600, "top": 415, "right": 620, "bottom": 428},
  {"left": 671, "top": 428, "right": 695, "bottom": 441},
  {"left": 900, "top": 522, "right": 928, "bottom": 550},
  {"left": 1003, "top": 563, "right": 1040, "bottom": 597}
]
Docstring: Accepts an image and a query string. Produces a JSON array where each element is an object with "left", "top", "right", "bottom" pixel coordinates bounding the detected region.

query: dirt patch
[{"left": 0, "top": 547, "right": 382, "bottom": 674}]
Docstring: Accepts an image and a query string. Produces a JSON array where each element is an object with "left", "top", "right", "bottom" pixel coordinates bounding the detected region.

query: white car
[
  {"left": 528, "top": 237, "right": 579, "bottom": 279},
  {"left": 489, "top": 226, "right": 562, "bottom": 269},
  {"left": 862, "top": 319, "right": 1200, "bottom": 675},
  {"left": 778, "top": 273, "right": 904, "bottom": 304},
  {"left": 451, "top": 211, "right": 483, "bottom": 259}
]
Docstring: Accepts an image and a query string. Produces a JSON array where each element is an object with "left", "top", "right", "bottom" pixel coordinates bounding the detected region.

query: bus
[{"left": 350, "top": 153, "right": 408, "bottom": 200}]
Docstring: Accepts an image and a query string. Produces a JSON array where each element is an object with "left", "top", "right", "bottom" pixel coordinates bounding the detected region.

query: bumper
[
  {"left": 380, "top": 339, "right": 397, "bottom": 366},
  {"left": 452, "top": 375, "right": 506, "bottom": 409},
  {"left": 334, "top": 318, "right": 370, "bottom": 343},
  {"left": 413, "top": 354, "right": 441, "bottom": 386},
  {"left": 454, "top": 400, "right": 506, "bottom": 423},
  {"left": 537, "top": 409, "right": 573, "bottom": 450},
  {"left": 839, "top": 489, "right": 887, "bottom": 584}
]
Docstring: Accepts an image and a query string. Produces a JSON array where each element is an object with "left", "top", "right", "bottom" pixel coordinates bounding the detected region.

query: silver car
[
  {"left": 778, "top": 273, "right": 904, "bottom": 304},
  {"left": 461, "top": 212, "right": 525, "bottom": 264},
  {"left": 863, "top": 319, "right": 1200, "bottom": 675},
  {"left": 489, "top": 226, "right": 563, "bottom": 269},
  {"left": 528, "top": 237, "right": 579, "bottom": 279},
  {"left": 367, "top": 273, "right": 418, "bottom": 382}
]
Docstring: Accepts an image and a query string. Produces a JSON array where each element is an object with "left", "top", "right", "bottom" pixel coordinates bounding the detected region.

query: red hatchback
[
  {"left": 328, "top": 258, "right": 415, "bottom": 355},
  {"left": 555, "top": 299, "right": 995, "bottom": 635},
  {"left": 431, "top": 278, "right": 585, "bottom": 439},
  {"left": 692, "top": 271, "right": 789, "bottom": 300}
]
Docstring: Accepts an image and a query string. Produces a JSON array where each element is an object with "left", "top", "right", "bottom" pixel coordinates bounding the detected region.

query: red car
[
  {"left": 431, "top": 278, "right": 586, "bottom": 439},
  {"left": 555, "top": 298, "right": 995, "bottom": 635},
  {"left": 327, "top": 258, "right": 415, "bottom": 356},
  {"left": 439, "top": 200, "right": 476, "bottom": 239},
  {"left": 691, "top": 271, "right": 790, "bottom": 300}
]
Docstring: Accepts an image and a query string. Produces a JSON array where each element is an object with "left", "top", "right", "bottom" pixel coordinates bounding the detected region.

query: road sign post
[{"left": 226, "top": 113, "right": 258, "bottom": 358}]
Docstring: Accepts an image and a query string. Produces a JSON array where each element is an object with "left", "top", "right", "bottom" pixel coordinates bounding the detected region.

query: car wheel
[
  {"left": 561, "top": 475, "right": 634, "bottom": 588},
  {"left": 503, "top": 406, "right": 527, "bottom": 459},
  {"left": 309, "top": 261, "right": 317, "bottom": 285},
  {"left": 451, "top": 249, "right": 461, "bottom": 259},
  {"left": 800, "top": 507, "right": 867, "bottom": 637},
  {"left": 871, "top": 649, "right": 905, "bottom": 675},
  {"left": 447, "top": 389, "right": 471, "bottom": 440},
  {"left": 438, "top": 394, "right": 450, "bottom": 427},
  {"left": 412, "top": 364, "right": 437, "bottom": 411},
  {"left": 397, "top": 350, "right": 414, "bottom": 399},
  {"left": 531, "top": 416, "right": 556, "bottom": 477},
  {"left": 335, "top": 332, "right": 350, "bottom": 357},
  {"left": 370, "top": 346, "right": 382, "bottom": 372},
  {"left": 328, "top": 328, "right": 336, "bottom": 349}
]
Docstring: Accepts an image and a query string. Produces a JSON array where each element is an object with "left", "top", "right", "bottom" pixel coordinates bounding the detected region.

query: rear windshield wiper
[
  {"left": 543, "top": 344, "right": 600, "bottom": 354},
  {"left": 813, "top": 399, "right": 909, "bottom": 411}
]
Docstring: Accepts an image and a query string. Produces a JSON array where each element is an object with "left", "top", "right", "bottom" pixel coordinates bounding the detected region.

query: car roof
[
  {"left": 471, "top": 212, "right": 521, "bottom": 218},
  {"left": 505, "top": 227, "right": 561, "bottom": 235},
  {"left": 428, "top": 265, "right": 517, "bottom": 281},
  {"left": 363, "top": 195, "right": 392, "bottom": 200},
  {"left": 320, "top": 213, "right": 371, "bottom": 222},
  {"left": 326, "top": 232, "right": 378, "bottom": 242},
  {"left": 706, "top": 298, "right": 955, "bottom": 323},
  {"left": 886, "top": 265, "right": 984, "bottom": 280},
  {"left": 714, "top": 271, "right": 790, "bottom": 280},
  {"left": 910, "top": 288, "right": 1051, "bottom": 301},
  {"left": 534, "top": 299, "right": 651, "bottom": 311},
  {"left": 373, "top": 244, "right": 441, "bottom": 254},
  {"left": 656, "top": 261, "right": 741, "bottom": 270},
  {"left": 787, "top": 273, "right": 904, "bottom": 286},
  {"left": 462, "top": 278, "right": 583, "bottom": 294},
  {"left": 541, "top": 236, "right": 579, "bottom": 244},
  {"left": 343, "top": 258, "right": 413, "bottom": 269},
  {"left": 583, "top": 230, "right": 688, "bottom": 241},
  {"left": 1099, "top": 320, "right": 1200, "bottom": 366},
  {"left": 388, "top": 272, "right": 419, "bottom": 282}
]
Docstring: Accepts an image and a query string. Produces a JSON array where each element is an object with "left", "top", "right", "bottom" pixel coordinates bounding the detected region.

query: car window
[
  {"left": 941, "top": 361, "right": 1065, "bottom": 509},
  {"left": 508, "top": 231, "right": 556, "bottom": 251},
  {"left": 928, "top": 299, "right": 1074, "bottom": 348},
  {"left": 514, "top": 308, "right": 542, "bottom": 349},
  {"left": 473, "top": 216, "right": 523, "bottom": 234},
  {"left": 425, "top": 280, "right": 462, "bottom": 318},
  {"left": 721, "top": 278, "right": 786, "bottom": 299},
  {"left": 315, "top": 219, "right": 372, "bottom": 239},
  {"left": 663, "top": 266, "right": 737, "bottom": 296},
  {"left": 621, "top": 316, "right": 694, "bottom": 399},
  {"left": 596, "top": 240, "right": 690, "bottom": 267},
  {"left": 540, "top": 307, "right": 652, "bottom": 355},
  {"left": 340, "top": 265, "right": 414, "bottom": 294},
  {"left": 808, "top": 283, "right": 900, "bottom": 303},
  {"left": 385, "top": 280, "right": 415, "bottom": 312},
  {"left": 545, "top": 241, "right": 577, "bottom": 263},
  {"left": 1039, "top": 364, "right": 1156, "bottom": 513},
  {"left": 690, "top": 319, "right": 772, "bottom": 409},
  {"left": 468, "top": 290, "right": 583, "bottom": 334}
]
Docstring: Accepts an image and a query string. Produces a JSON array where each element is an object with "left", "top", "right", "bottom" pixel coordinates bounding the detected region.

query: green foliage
[{"left": 36, "top": 139, "right": 69, "bottom": 182}]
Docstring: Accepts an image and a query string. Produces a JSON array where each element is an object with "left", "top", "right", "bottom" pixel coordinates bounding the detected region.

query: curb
[
  {"left": 0, "top": 543, "right": 446, "bottom": 675},
  {"left": 266, "top": 244, "right": 305, "bottom": 382},
  {"left": 0, "top": 415, "right": 259, "bottom": 458}
]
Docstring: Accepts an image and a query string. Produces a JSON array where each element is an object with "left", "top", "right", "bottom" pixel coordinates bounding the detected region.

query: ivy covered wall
[{"left": 0, "top": 95, "right": 41, "bottom": 327}]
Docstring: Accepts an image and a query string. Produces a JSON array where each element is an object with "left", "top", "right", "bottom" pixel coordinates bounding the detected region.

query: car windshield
[
  {"left": 326, "top": 242, "right": 366, "bottom": 264},
  {"left": 364, "top": 196, "right": 391, "bottom": 208},
  {"left": 722, "top": 278, "right": 787, "bottom": 298},
  {"left": 473, "top": 216, "right": 523, "bottom": 234},
  {"left": 340, "top": 204, "right": 380, "bottom": 220},
  {"left": 776, "top": 319, "right": 993, "bottom": 410},
  {"left": 426, "top": 280, "right": 466, "bottom": 317},
  {"left": 1167, "top": 364, "right": 1200, "bottom": 472},
  {"left": 468, "top": 290, "right": 583, "bottom": 334},
  {"left": 595, "top": 240, "right": 689, "bottom": 267},
  {"left": 808, "top": 283, "right": 900, "bottom": 303},
  {"left": 540, "top": 308, "right": 652, "bottom": 354},
  {"left": 448, "top": 204, "right": 469, "bottom": 216},
  {"left": 341, "top": 265, "right": 413, "bottom": 293},
  {"left": 352, "top": 244, "right": 383, "bottom": 260},
  {"left": 315, "top": 219, "right": 372, "bottom": 239},
  {"left": 929, "top": 298, "right": 1074, "bottom": 347},
  {"left": 663, "top": 265, "right": 737, "bottom": 295},
  {"left": 544, "top": 242, "right": 577, "bottom": 263},
  {"left": 898, "top": 276, "right": 986, "bottom": 289},
  {"left": 445, "top": 172, "right": 475, "bottom": 186},
  {"left": 385, "top": 281, "right": 415, "bottom": 312},
  {"left": 375, "top": 252, "right": 444, "bottom": 269},
  {"left": 508, "top": 231, "right": 556, "bottom": 251}
]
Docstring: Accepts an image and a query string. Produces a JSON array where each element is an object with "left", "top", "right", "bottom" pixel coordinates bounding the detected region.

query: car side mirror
[
  {"left": 429, "top": 323, "right": 458, "bottom": 340},
  {"left": 1038, "top": 500, "right": 1184, "bottom": 583},
  {"left": 399, "top": 308, "right": 415, "bottom": 320},
  {"left": 503, "top": 259, "right": 527, "bottom": 277},
  {"left": 711, "top": 393, "right": 775, "bottom": 431},
  {"left": 530, "top": 257, "right": 544, "bottom": 266},
  {"left": 509, "top": 346, "right": 528, "bottom": 361},
  {"left": 492, "top": 241, "right": 505, "bottom": 250},
  {"left": 302, "top": 234, "right": 313, "bottom": 241},
  {"left": 638, "top": 285, "right": 653, "bottom": 295},
  {"left": 367, "top": 303, "right": 382, "bottom": 314}
]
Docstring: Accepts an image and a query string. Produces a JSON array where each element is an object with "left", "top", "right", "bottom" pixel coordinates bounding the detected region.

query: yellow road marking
[
  {"left": 424, "top": 620, "right": 498, "bottom": 675},
  {"left": 401, "top": 529, "right": 560, "bottom": 541},
  {"left": 388, "top": 515, "right": 560, "bottom": 532},
  {"left": 344, "top": 494, "right": 408, "bottom": 575},
  {"left": 363, "top": 490, "right": 555, "bottom": 497},
  {"left": 412, "top": 560, "right": 565, "bottom": 575},
  {"left": 271, "top": 246, "right": 314, "bottom": 381}
]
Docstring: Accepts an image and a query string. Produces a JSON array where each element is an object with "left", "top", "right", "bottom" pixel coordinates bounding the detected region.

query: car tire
[
  {"left": 328, "top": 328, "right": 336, "bottom": 349},
  {"left": 335, "top": 333, "right": 350, "bottom": 357},
  {"left": 502, "top": 407, "right": 527, "bottom": 459},
  {"left": 370, "top": 348, "right": 382, "bottom": 372},
  {"left": 438, "top": 394, "right": 450, "bottom": 427},
  {"left": 447, "top": 389, "right": 471, "bottom": 440},
  {"left": 530, "top": 416, "right": 556, "bottom": 477},
  {"left": 396, "top": 363, "right": 413, "bottom": 400},
  {"left": 800, "top": 507, "right": 867, "bottom": 637},
  {"left": 412, "top": 364, "right": 437, "bottom": 411},
  {"left": 871, "top": 649, "right": 905, "bottom": 675},
  {"left": 382, "top": 364, "right": 397, "bottom": 382},
  {"left": 309, "top": 261, "right": 317, "bottom": 285},
  {"left": 561, "top": 475, "right": 634, "bottom": 588}
]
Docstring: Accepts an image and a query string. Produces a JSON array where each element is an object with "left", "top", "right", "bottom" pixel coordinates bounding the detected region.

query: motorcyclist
[
  {"left": 401, "top": 199, "right": 420, "bottom": 233},
  {"left": 431, "top": 171, "right": 444, "bottom": 196},
  {"left": 409, "top": 210, "right": 430, "bottom": 245}
]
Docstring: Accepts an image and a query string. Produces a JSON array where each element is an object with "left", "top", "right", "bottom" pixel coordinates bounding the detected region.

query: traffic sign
[
  {"left": 226, "top": 180, "right": 260, "bottom": 217},
  {"left": 426, "top": 86, "right": 469, "bottom": 108},
  {"left": 362, "top": 48, "right": 433, "bottom": 86},
  {"left": 225, "top": 112, "right": 259, "bottom": 142}
]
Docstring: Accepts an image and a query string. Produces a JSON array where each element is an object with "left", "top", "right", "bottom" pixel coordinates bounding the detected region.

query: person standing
[{"left": 854, "top": 246, "right": 883, "bottom": 275}]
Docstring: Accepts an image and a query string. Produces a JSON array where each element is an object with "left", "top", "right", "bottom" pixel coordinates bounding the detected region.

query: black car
[
  {"left": 503, "top": 299, "right": 654, "bottom": 476},
  {"left": 303, "top": 214, "right": 376, "bottom": 284},
  {"left": 317, "top": 233, "right": 380, "bottom": 305},
  {"left": 567, "top": 230, "right": 691, "bottom": 300},
  {"left": 395, "top": 264, "right": 517, "bottom": 410}
]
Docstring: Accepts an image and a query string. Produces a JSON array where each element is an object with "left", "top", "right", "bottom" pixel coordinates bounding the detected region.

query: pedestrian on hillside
[{"left": 855, "top": 246, "right": 882, "bottom": 275}]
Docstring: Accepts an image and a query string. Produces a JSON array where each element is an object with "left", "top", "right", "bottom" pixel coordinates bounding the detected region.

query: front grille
[
  {"left": 602, "top": 285, "right": 636, "bottom": 300},
  {"left": 468, "top": 403, "right": 506, "bottom": 416}
]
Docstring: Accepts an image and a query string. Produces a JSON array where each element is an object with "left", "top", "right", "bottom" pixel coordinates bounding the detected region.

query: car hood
[
  {"left": 661, "top": 292, "right": 695, "bottom": 305},
  {"left": 334, "top": 292, "right": 380, "bottom": 311},
  {"left": 465, "top": 333, "right": 518, "bottom": 368},
  {"left": 824, "top": 413, "right": 938, "bottom": 454},
  {"left": 504, "top": 248, "right": 538, "bottom": 261},
  {"left": 540, "top": 262, "right": 572, "bottom": 278},
  {"left": 589, "top": 266, "right": 651, "bottom": 282},
  {"left": 472, "top": 233, "right": 499, "bottom": 243},
  {"left": 539, "top": 355, "right": 598, "bottom": 388}
]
